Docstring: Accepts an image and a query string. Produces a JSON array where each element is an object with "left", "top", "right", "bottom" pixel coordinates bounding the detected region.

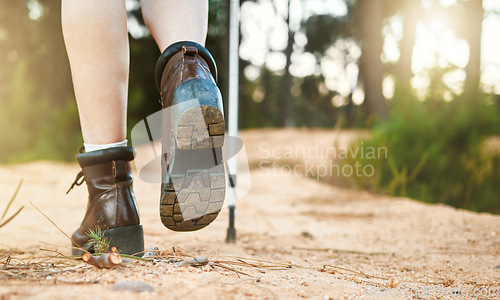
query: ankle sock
[{"left": 84, "top": 139, "right": 128, "bottom": 152}]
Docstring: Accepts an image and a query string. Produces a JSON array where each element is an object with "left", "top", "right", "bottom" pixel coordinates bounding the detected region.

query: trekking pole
[{"left": 226, "top": 0, "right": 240, "bottom": 243}]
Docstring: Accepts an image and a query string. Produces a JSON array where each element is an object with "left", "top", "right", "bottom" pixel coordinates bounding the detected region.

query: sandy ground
[{"left": 0, "top": 128, "right": 499, "bottom": 299}]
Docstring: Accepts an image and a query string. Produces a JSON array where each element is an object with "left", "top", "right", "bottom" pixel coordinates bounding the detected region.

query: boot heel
[
  {"left": 72, "top": 225, "right": 144, "bottom": 257},
  {"left": 171, "top": 78, "right": 225, "bottom": 150},
  {"left": 105, "top": 225, "right": 144, "bottom": 256}
]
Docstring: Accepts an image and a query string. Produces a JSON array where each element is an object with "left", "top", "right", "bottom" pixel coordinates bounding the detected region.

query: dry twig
[
  {"left": 81, "top": 247, "right": 122, "bottom": 269},
  {"left": 294, "top": 246, "right": 390, "bottom": 256},
  {"left": 322, "top": 264, "right": 389, "bottom": 280}
]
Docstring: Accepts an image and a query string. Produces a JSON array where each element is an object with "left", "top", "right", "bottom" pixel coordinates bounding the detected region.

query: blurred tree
[
  {"left": 303, "top": 13, "right": 355, "bottom": 126},
  {"left": 462, "top": 0, "right": 483, "bottom": 109},
  {"left": 354, "top": 0, "right": 388, "bottom": 120},
  {"left": 280, "top": 0, "right": 293, "bottom": 127},
  {"left": 303, "top": 14, "right": 351, "bottom": 54},
  {"left": 395, "top": 0, "right": 420, "bottom": 111},
  {"left": 239, "top": 0, "right": 359, "bottom": 128}
]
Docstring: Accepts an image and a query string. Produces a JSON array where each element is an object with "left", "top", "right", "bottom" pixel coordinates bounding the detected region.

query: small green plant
[
  {"left": 0, "top": 180, "right": 24, "bottom": 229},
  {"left": 85, "top": 226, "right": 110, "bottom": 253}
]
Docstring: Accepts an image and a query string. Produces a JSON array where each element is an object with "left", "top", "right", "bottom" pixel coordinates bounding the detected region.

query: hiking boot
[
  {"left": 68, "top": 147, "right": 144, "bottom": 256},
  {"left": 155, "top": 41, "right": 225, "bottom": 231}
]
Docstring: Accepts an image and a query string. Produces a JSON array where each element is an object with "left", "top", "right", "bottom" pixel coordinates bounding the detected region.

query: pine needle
[
  {"left": 29, "top": 201, "right": 87, "bottom": 253},
  {"left": 0, "top": 206, "right": 24, "bottom": 229},
  {"left": 0, "top": 179, "right": 24, "bottom": 229},
  {"left": 1, "top": 179, "right": 23, "bottom": 222}
]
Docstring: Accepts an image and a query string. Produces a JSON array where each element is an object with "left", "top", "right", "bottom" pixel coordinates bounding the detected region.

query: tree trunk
[
  {"left": 396, "top": 0, "right": 419, "bottom": 112},
  {"left": 280, "top": 0, "right": 294, "bottom": 127},
  {"left": 357, "top": 0, "right": 388, "bottom": 121},
  {"left": 463, "top": 0, "right": 483, "bottom": 106}
]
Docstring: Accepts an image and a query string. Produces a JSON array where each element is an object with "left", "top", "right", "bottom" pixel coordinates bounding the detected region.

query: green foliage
[
  {"left": 0, "top": 60, "right": 81, "bottom": 163},
  {"left": 0, "top": 0, "right": 81, "bottom": 163},
  {"left": 304, "top": 14, "right": 352, "bottom": 54},
  {"left": 349, "top": 97, "right": 500, "bottom": 213}
]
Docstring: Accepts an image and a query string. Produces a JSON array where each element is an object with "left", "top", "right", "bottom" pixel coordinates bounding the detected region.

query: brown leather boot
[
  {"left": 68, "top": 147, "right": 144, "bottom": 256},
  {"left": 155, "top": 41, "right": 225, "bottom": 232}
]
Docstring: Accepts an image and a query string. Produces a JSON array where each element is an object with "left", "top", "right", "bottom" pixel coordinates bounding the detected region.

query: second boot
[{"left": 155, "top": 41, "right": 226, "bottom": 232}]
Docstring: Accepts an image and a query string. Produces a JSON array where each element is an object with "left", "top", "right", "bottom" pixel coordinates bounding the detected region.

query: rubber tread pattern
[{"left": 160, "top": 106, "right": 225, "bottom": 231}]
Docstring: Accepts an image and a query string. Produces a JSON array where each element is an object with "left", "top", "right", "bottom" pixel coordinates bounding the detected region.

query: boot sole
[
  {"left": 160, "top": 79, "right": 225, "bottom": 232},
  {"left": 72, "top": 224, "right": 144, "bottom": 257}
]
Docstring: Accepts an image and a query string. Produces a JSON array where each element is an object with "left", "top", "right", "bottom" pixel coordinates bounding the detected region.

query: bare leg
[
  {"left": 62, "top": 0, "right": 129, "bottom": 145},
  {"left": 140, "top": 0, "right": 208, "bottom": 51}
]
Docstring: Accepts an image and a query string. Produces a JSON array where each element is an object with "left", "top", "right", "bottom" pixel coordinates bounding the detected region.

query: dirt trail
[{"left": 0, "top": 129, "right": 499, "bottom": 299}]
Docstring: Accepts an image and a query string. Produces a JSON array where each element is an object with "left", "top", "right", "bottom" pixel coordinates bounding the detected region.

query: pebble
[
  {"left": 142, "top": 246, "right": 160, "bottom": 259},
  {"left": 494, "top": 265, "right": 500, "bottom": 270},
  {"left": 174, "top": 256, "right": 208, "bottom": 267},
  {"left": 112, "top": 281, "right": 154, "bottom": 293}
]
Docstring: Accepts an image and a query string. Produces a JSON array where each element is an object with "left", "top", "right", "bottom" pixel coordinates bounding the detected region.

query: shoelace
[{"left": 66, "top": 171, "right": 85, "bottom": 194}]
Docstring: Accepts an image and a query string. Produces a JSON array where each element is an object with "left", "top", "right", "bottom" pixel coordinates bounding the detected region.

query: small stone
[
  {"left": 112, "top": 281, "right": 154, "bottom": 293},
  {"left": 494, "top": 265, "right": 500, "bottom": 270},
  {"left": 301, "top": 231, "right": 314, "bottom": 239},
  {"left": 174, "top": 256, "right": 208, "bottom": 267},
  {"left": 143, "top": 246, "right": 160, "bottom": 259}
]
